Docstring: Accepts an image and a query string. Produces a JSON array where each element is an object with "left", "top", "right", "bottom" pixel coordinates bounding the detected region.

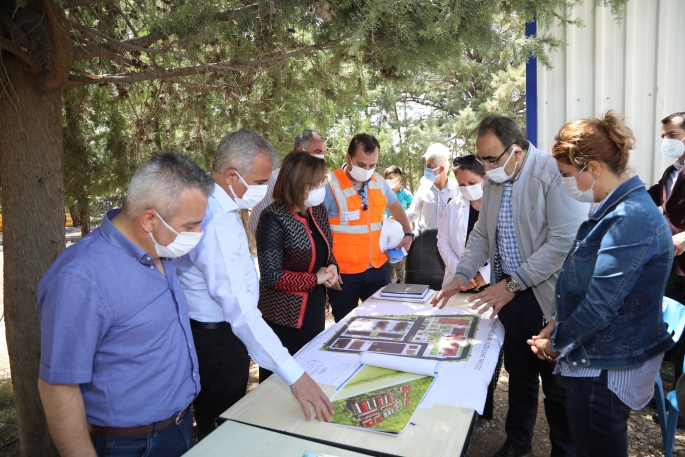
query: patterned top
[{"left": 496, "top": 181, "right": 523, "bottom": 275}]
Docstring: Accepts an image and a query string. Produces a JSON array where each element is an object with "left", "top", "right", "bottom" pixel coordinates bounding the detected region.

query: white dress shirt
[
  {"left": 246, "top": 168, "right": 280, "bottom": 236},
  {"left": 667, "top": 160, "right": 684, "bottom": 196},
  {"left": 437, "top": 196, "right": 491, "bottom": 289},
  {"left": 406, "top": 177, "right": 460, "bottom": 229},
  {"left": 176, "top": 183, "right": 304, "bottom": 385}
]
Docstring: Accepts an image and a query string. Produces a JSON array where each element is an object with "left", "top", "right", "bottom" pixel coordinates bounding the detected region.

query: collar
[
  {"left": 99, "top": 209, "right": 156, "bottom": 265},
  {"left": 674, "top": 160, "right": 684, "bottom": 172},
  {"left": 432, "top": 177, "right": 457, "bottom": 192},
  {"left": 588, "top": 175, "right": 645, "bottom": 221},
  {"left": 211, "top": 182, "right": 239, "bottom": 213}
]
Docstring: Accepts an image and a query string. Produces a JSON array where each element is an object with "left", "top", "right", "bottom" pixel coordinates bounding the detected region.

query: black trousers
[
  {"left": 327, "top": 262, "right": 391, "bottom": 322},
  {"left": 191, "top": 321, "right": 251, "bottom": 441},
  {"left": 497, "top": 288, "right": 575, "bottom": 456},
  {"left": 664, "top": 267, "right": 685, "bottom": 379}
]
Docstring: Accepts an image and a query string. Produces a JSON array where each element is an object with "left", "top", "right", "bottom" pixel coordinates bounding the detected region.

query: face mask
[
  {"left": 228, "top": 170, "right": 268, "bottom": 209},
  {"left": 149, "top": 210, "right": 203, "bottom": 258},
  {"left": 561, "top": 166, "right": 595, "bottom": 202},
  {"left": 348, "top": 162, "right": 375, "bottom": 182},
  {"left": 311, "top": 154, "right": 325, "bottom": 160},
  {"left": 485, "top": 148, "right": 518, "bottom": 183},
  {"left": 458, "top": 183, "right": 483, "bottom": 201},
  {"left": 662, "top": 138, "right": 685, "bottom": 159},
  {"left": 424, "top": 167, "right": 440, "bottom": 182},
  {"left": 304, "top": 186, "right": 326, "bottom": 207}
]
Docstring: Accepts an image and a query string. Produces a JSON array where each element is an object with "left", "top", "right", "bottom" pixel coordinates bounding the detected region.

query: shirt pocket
[{"left": 570, "top": 241, "right": 600, "bottom": 293}]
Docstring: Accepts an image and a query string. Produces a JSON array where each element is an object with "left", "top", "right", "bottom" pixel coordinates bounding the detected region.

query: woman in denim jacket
[{"left": 527, "top": 111, "right": 675, "bottom": 456}]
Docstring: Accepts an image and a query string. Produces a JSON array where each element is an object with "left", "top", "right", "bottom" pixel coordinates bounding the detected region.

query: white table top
[{"left": 217, "top": 293, "right": 482, "bottom": 457}]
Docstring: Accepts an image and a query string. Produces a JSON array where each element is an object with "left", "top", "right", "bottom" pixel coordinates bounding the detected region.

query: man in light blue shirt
[
  {"left": 176, "top": 130, "right": 333, "bottom": 440},
  {"left": 38, "top": 153, "right": 212, "bottom": 457}
]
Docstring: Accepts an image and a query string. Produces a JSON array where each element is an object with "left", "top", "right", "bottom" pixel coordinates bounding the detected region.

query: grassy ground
[{"left": 0, "top": 378, "right": 18, "bottom": 456}]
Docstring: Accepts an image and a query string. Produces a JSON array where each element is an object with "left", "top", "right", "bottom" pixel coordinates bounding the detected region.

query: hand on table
[
  {"left": 431, "top": 277, "right": 469, "bottom": 309},
  {"left": 468, "top": 280, "right": 514, "bottom": 319},
  {"left": 289, "top": 373, "right": 334, "bottom": 422},
  {"left": 674, "top": 232, "right": 685, "bottom": 256}
]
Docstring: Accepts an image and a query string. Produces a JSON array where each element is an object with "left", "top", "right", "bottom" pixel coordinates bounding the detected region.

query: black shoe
[
  {"left": 492, "top": 444, "right": 533, "bottom": 457},
  {"left": 652, "top": 412, "right": 685, "bottom": 429}
]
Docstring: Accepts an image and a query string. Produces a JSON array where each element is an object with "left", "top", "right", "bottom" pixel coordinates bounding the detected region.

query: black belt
[{"left": 189, "top": 319, "right": 232, "bottom": 330}]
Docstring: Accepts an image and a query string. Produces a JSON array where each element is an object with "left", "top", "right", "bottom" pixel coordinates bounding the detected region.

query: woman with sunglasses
[
  {"left": 437, "top": 155, "right": 491, "bottom": 290},
  {"left": 527, "top": 111, "right": 674, "bottom": 456},
  {"left": 256, "top": 151, "right": 339, "bottom": 382}
]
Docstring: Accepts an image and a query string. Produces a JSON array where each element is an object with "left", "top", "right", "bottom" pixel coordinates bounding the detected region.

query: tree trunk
[
  {"left": 0, "top": 60, "right": 64, "bottom": 457},
  {"left": 78, "top": 199, "right": 90, "bottom": 237}
]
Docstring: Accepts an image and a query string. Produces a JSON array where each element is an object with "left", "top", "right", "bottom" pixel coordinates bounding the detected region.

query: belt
[
  {"left": 190, "top": 319, "right": 232, "bottom": 330},
  {"left": 88, "top": 407, "right": 189, "bottom": 437}
]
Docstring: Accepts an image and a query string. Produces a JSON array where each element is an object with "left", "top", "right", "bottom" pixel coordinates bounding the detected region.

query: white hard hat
[{"left": 379, "top": 218, "right": 405, "bottom": 252}]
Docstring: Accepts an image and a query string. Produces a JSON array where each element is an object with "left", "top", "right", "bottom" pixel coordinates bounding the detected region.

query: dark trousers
[
  {"left": 90, "top": 410, "right": 193, "bottom": 457},
  {"left": 664, "top": 268, "right": 685, "bottom": 379},
  {"left": 328, "top": 262, "right": 391, "bottom": 322},
  {"left": 191, "top": 321, "right": 251, "bottom": 441},
  {"left": 564, "top": 371, "right": 630, "bottom": 457},
  {"left": 497, "top": 288, "right": 575, "bottom": 456}
]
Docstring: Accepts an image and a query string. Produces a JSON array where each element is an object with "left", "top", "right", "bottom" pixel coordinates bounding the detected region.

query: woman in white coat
[{"left": 437, "top": 155, "right": 491, "bottom": 289}]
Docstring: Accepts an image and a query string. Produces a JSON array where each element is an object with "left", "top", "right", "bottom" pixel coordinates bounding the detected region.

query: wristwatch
[
  {"left": 404, "top": 232, "right": 415, "bottom": 239},
  {"left": 506, "top": 277, "right": 521, "bottom": 294}
]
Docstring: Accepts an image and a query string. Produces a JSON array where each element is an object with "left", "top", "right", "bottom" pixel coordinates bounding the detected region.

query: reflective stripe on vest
[{"left": 327, "top": 169, "right": 388, "bottom": 274}]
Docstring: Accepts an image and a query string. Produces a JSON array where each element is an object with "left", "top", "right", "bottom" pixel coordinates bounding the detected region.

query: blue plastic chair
[{"left": 654, "top": 297, "right": 685, "bottom": 456}]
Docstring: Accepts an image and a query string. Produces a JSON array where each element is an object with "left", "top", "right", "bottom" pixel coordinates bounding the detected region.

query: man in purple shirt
[{"left": 38, "top": 153, "right": 214, "bottom": 457}]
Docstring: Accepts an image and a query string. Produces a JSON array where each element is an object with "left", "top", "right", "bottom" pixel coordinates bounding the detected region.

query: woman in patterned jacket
[{"left": 256, "top": 151, "right": 339, "bottom": 382}]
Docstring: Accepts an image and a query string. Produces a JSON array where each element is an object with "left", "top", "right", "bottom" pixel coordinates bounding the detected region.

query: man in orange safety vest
[{"left": 323, "top": 133, "right": 414, "bottom": 322}]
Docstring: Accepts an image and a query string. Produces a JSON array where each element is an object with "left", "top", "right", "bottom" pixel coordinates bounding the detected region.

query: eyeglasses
[
  {"left": 475, "top": 143, "right": 514, "bottom": 168},
  {"left": 453, "top": 155, "right": 477, "bottom": 167}
]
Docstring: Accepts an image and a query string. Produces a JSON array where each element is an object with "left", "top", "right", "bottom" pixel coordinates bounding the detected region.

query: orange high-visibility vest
[{"left": 327, "top": 168, "right": 388, "bottom": 274}]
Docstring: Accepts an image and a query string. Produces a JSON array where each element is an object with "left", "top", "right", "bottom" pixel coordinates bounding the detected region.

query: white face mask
[
  {"left": 149, "top": 210, "right": 203, "bottom": 258},
  {"left": 304, "top": 186, "right": 326, "bottom": 207},
  {"left": 348, "top": 162, "right": 375, "bottom": 182},
  {"left": 561, "top": 165, "right": 595, "bottom": 202},
  {"left": 662, "top": 137, "right": 685, "bottom": 159},
  {"left": 311, "top": 154, "right": 325, "bottom": 160},
  {"left": 228, "top": 170, "right": 268, "bottom": 209},
  {"left": 485, "top": 148, "right": 518, "bottom": 183},
  {"left": 458, "top": 183, "right": 483, "bottom": 201}
]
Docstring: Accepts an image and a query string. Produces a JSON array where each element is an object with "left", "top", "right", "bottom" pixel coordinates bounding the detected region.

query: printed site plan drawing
[{"left": 321, "top": 314, "right": 480, "bottom": 361}]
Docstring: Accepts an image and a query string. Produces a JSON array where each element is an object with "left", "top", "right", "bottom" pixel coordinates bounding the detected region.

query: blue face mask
[{"left": 424, "top": 167, "right": 440, "bottom": 182}]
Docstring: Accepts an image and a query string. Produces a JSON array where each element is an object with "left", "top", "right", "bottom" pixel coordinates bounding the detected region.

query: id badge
[{"left": 344, "top": 210, "right": 360, "bottom": 221}]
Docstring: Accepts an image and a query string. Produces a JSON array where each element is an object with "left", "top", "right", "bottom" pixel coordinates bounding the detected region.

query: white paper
[
  {"left": 294, "top": 354, "right": 360, "bottom": 387},
  {"left": 360, "top": 353, "right": 438, "bottom": 377}
]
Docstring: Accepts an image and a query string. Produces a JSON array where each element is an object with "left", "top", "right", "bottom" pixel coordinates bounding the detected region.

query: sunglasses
[{"left": 453, "top": 155, "right": 477, "bottom": 167}]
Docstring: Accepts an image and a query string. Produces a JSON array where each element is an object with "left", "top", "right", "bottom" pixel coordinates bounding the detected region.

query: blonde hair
[{"left": 551, "top": 110, "right": 635, "bottom": 174}]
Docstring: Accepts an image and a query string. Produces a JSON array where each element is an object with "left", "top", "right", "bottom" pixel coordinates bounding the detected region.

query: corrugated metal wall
[{"left": 537, "top": 0, "right": 685, "bottom": 186}]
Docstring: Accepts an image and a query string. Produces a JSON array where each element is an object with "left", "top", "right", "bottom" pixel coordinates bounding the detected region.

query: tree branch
[
  {"left": 64, "top": 0, "right": 114, "bottom": 8},
  {"left": 72, "top": 30, "right": 166, "bottom": 61},
  {"left": 0, "top": 38, "right": 41, "bottom": 75},
  {"left": 0, "top": 12, "right": 31, "bottom": 50},
  {"left": 39, "top": 0, "right": 73, "bottom": 92},
  {"left": 66, "top": 32, "right": 355, "bottom": 87}
]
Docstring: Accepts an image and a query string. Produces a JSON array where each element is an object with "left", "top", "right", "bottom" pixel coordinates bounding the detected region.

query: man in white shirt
[
  {"left": 176, "top": 130, "right": 333, "bottom": 440},
  {"left": 406, "top": 143, "right": 460, "bottom": 229},
  {"left": 247, "top": 130, "right": 327, "bottom": 236}
]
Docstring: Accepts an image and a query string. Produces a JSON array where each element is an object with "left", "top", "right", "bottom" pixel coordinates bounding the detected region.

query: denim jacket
[{"left": 551, "top": 176, "right": 674, "bottom": 370}]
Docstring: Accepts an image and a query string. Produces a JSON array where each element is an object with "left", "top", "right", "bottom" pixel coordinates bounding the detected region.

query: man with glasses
[
  {"left": 247, "top": 130, "right": 327, "bottom": 236},
  {"left": 324, "top": 133, "right": 414, "bottom": 322},
  {"left": 432, "top": 116, "right": 587, "bottom": 457}
]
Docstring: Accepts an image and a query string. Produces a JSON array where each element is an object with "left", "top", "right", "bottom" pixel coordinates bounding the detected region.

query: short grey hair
[
  {"left": 423, "top": 143, "right": 451, "bottom": 168},
  {"left": 122, "top": 152, "right": 215, "bottom": 219},
  {"left": 294, "top": 130, "right": 325, "bottom": 151},
  {"left": 213, "top": 129, "right": 279, "bottom": 175}
]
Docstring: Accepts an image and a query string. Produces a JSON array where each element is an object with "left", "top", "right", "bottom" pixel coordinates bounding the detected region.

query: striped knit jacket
[{"left": 256, "top": 203, "right": 338, "bottom": 329}]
